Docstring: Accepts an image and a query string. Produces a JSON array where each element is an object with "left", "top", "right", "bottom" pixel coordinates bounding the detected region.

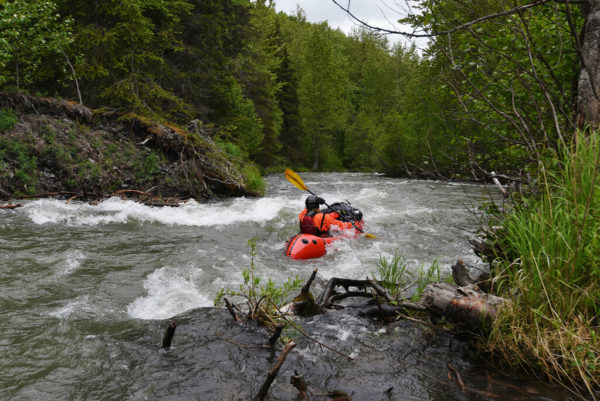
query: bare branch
[{"left": 331, "top": 0, "right": 557, "bottom": 37}]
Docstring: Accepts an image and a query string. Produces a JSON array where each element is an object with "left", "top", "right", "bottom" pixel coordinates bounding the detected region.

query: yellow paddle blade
[
  {"left": 364, "top": 233, "right": 377, "bottom": 239},
  {"left": 284, "top": 168, "right": 308, "bottom": 191}
]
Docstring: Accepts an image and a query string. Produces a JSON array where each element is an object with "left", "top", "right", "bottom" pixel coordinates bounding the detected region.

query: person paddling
[{"left": 298, "top": 195, "right": 354, "bottom": 237}]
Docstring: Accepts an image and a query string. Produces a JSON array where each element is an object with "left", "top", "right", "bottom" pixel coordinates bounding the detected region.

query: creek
[{"left": 0, "top": 172, "right": 573, "bottom": 400}]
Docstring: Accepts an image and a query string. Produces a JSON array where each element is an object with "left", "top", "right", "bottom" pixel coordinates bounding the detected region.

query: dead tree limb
[
  {"left": 224, "top": 297, "right": 242, "bottom": 323},
  {"left": 301, "top": 268, "right": 318, "bottom": 295},
  {"left": 254, "top": 339, "right": 296, "bottom": 401},
  {"left": 286, "top": 269, "right": 322, "bottom": 317},
  {"left": 268, "top": 324, "right": 285, "bottom": 346}
]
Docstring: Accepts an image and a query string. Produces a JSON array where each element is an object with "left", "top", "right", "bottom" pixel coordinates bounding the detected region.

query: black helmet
[
  {"left": 305, "top": 195, "right": 322, "bottom": 210},
  {"left": 353, "top": 209, "right": 363, "bottom": 221}
]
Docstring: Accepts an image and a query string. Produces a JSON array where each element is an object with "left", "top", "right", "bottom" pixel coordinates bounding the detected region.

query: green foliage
[
  {"left": 242, "top": 164, "right": 266, "bottom": 195},
  {"left": 0, "top": 109, "right": 17, "bottom": 132},
  {"left": 297, "top": 23, "right": 350, "bottom": 169},
  {"left": 0, "top": 0, "right": 74, "bottom": 91},
  {"left": 214, "top": 238, "right": 302, "bottom": 331},
  {"left": 0, "top": 137, "right": 38, "bottom": 193},
  {"left": 489, "top": 131, "right": 600, "bottom": 394},
  {"left": 234, "top": 1, "right": 283, "bottom": 166},
  {"left": 411, "top": 0, "right": 582, "bottom": 176}
]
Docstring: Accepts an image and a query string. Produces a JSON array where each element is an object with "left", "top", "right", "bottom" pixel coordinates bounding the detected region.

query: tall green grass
[
  {"left": 371, "top": 252, "right": 441, "bottom": 301},
  {"left": 489, "top": 132, "right": 600, "bottom": 399}
]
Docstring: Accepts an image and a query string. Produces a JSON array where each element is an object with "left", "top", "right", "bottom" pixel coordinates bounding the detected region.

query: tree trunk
[{"left": 577, "top": 1, "right": 600, "bottom": 130}]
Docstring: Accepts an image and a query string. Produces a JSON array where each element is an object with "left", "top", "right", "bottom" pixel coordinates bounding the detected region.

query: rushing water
[{"left": 0, "top": 172, "right": 573, "bottom": 400}]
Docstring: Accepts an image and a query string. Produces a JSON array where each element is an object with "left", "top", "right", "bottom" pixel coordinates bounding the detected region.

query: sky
[{"left": 273, "top": 0, "right": 427, "bottom": 49}]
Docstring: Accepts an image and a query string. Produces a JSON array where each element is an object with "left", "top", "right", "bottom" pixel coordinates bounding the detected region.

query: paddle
[{"left": 284, "top": 168, "right": 376, "bottom": 239}]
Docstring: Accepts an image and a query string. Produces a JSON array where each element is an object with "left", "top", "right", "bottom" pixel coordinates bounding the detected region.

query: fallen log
[
  {"left": 309, "top": 268, "right": 506, "bottom": 331},
  {"left": 420, "top": 282, "right": 506, "bottom": 329}
]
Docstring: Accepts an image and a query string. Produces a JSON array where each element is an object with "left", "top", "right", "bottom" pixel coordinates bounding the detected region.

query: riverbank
[
  {"left": 478, "top": 133, "right": 600, "bottom": 400},
  {"left": 0, "top": 92, "right": 263, "bottom": 201}
]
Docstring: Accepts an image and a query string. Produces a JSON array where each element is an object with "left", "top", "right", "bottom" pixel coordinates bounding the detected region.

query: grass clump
[
  {"left": 489, "top": 131, "right": 600, "bottom": 398},
  {"left": 371, "top": 252, "right": 442, "bottom": 301}
]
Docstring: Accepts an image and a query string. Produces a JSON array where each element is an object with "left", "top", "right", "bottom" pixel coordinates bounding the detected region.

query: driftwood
[
  {"left": 420, "top": 282, "right": 505, "bottom": 329},
  {"left": 306, "top": 262, "right": 506, "bottom": 331},
  {"left": 254, "top": 339, "right": 296, "bottom": 401},
  {"left": 0, "top": 203, "right": 21, "bottom": 209},
  {"left": 224, "top": 297, "right": 242, "bottom": 323}
]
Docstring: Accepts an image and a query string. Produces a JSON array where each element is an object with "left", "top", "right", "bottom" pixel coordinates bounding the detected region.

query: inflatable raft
[
  {"left": 284, "top": 233, "right": 342, "bottom": 260},
  {"left": 284, "top": 201, "right": 364, "bottom": 260}
]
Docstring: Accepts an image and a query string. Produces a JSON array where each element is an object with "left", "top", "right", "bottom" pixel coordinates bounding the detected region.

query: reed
[
  {"left": 371, "top": 253, "right": 441, "bottom": 300},
  {"left": 489, "top": 132, "right": 600, "bottom": 399}
]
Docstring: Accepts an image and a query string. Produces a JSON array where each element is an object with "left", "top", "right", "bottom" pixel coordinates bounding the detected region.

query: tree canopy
[{"left": 0, "top": 0, "right": 586, "bottom": 179}]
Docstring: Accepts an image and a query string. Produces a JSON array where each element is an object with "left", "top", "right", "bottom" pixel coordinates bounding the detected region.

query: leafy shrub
[
  {"left": 214, "top": 239, "right": 302, "bottom": 332},
  {"left": 242, "top": 164, "right": 266, "bottom": 195}
]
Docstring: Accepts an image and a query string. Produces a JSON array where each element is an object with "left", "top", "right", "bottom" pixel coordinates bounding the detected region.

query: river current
[{"left": 0, "top": 172, "right": 573, "bottom": 400}]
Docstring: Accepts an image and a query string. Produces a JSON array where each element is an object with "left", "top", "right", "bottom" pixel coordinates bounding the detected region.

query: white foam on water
[
  {"left": 49, "top": 295, "right": 91, "bottom": 319},
  {"left": 53, "top": 249, "right": 86, "bottom": 277},
  {"left": 24, "top": 196, "right": 291, "bottom": 227},
  {"left": 126, "top": 265, "right": 212, "bottom": 320}
]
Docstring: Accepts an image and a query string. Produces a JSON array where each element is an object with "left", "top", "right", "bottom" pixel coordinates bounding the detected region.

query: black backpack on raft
[{"left": 323, "top": 202, "right": 362, "bottom": 223}]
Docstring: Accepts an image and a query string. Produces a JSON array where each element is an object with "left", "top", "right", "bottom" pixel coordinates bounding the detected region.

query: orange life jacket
[
  {"left": 299, "top": 209, "right": 327, "bottom": 236},
  {"left": 299, "top": 209, "right": 353, "bottom": 236}
]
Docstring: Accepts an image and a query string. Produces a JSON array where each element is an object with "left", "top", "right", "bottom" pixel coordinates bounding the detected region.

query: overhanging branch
[{"left": 331, "top": 0, "right": 570, "bottom": 38}]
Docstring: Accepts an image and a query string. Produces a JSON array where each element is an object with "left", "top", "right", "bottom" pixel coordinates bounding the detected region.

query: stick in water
[{"left": 161, "top": 320, "right": 178, "bottom": 352}]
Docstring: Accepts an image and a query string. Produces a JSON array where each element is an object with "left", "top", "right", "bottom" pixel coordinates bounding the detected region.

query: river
[{"left": 0, "top": 172, "right": 573, "bottom": 400}]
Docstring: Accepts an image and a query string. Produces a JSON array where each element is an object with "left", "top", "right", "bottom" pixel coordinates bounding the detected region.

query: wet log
[
  {"left": 286, "top": 269, "right": 505, "bottom": 332},
  {"left": 254, "top": 339, "right": 296, "bottom": 401},
  {"left": 420, "top": 282, "right": 505, "bottom": 329}
]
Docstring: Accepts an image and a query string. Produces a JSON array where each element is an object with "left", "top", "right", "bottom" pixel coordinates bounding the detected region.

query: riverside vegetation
[
  {"left": 0, "top": 0, "right": 598, "bottom": 398},
  {"left": 487, "top": 132, "right": 600, "bottom": 399}
]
